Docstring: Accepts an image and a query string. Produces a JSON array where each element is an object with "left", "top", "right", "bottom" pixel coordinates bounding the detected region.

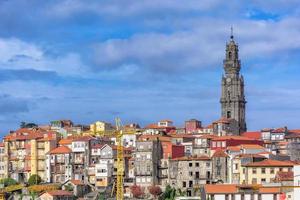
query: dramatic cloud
[{"left": 0, "top": 0, "right": 300, "bottom": 134}]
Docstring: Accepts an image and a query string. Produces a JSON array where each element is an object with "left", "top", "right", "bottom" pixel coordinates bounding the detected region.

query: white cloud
[{"left": 0, "top": 37, "right": 87, "bottom": 76}]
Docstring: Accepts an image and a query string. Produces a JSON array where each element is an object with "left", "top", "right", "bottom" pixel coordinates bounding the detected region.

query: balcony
[
  {"left": 37, "top": 155, "right": 45, "bottom": 160},
  {"left": 74, "top": 158, "right": 84, "bottom": 164}
]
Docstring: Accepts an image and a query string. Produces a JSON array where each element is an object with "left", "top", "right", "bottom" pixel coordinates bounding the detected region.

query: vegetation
[
  {"left": 28, "top": 184, "right": 60, "bottom": 193},
  {"left": 28, "top": 174, "right": 42, "bottom": 186},
  {"left": 130, "top": 184, "right": 144, "bottom": 198},
  {"left": 0, "top": 178, "right": 18, "bottom": 187},
  {"left": 64, "top": 183, "right": 74, "bottom": 191},
  {"left": 148, "top": 185, "right": 162, "bottom": 199},
  {"left": 159, "top": 185, "right": 176, "bottom": 200}
]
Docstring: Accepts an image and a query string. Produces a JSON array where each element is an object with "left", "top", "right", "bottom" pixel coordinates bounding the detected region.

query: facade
[
  {"left": 220, "top": 33, "right": 247, "bottom": 134},
  {"left": 170, "top": 156, "right": 211, "bottom": 196},
  {"left": 46, "top": 146, "right": 73, "bottom": 183},
  {"left": 0, "top": 143, "right": 5, "bottom": 179},
  {"left": 4, "top": 128, "right": 58, "bottom": 182},
  {"left": 135, "top": 140, "right": 162, "bottom": 187},
  {"left": 240, "top": 159, "right": 294, "bottom": 184},
  {"left": 211, "top": 150, "right": 229, "bottom": 183},
  {"left": 203, "top": 184, "right": 282, "bottom": 200},
  {"left": 185, "top": 119, "right": 202, "bottom": 134}
]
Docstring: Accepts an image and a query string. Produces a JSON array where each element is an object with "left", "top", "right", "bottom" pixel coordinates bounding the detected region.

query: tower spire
[{"left": 230, "top": 26, "right": 234, "bottom": 40}]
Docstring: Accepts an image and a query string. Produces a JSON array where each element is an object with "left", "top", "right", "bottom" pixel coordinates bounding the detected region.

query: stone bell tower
[{"left": 220, "top": 29, "right": 247, "bottom": 134}]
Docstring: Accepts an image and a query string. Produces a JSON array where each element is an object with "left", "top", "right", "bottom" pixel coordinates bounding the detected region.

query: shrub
[
  {"left": 130, "top": 184, "right": 144, "bottom": 198},
  {"left": 28, "top": 175, "right": 42, "bottom": 186}
]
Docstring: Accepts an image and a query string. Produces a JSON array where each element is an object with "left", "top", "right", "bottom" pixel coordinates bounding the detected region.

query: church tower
[{"left": 220, "top": 30, "right": 247, "bottom": 134}]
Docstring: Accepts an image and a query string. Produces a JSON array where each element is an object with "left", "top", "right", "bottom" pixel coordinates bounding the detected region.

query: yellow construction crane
[{"left": 94, "top": 118, "right": 136, "bottom": 200}]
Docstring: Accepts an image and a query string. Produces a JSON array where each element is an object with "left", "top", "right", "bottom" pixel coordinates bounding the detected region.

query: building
[
  {"left": 170, "top": 155, "right": 211, "bottom": 196},
  {"left": 203, "top": 184, "right": 283, "bottom": 200},
  {"left": 135, "top": 140, "right": 162, "bottom": 187},
  {"left": 240, "top": 159, "right": 294, "bottom": 184},
  {"left": 39, "top": 190, "right": 74, "bottom": 200},
  {"left": 220, "top": 32, "right": 247, "bottom": 134},
  {"left": 46, "top": 145, "right": 73, "bottom": 183},
  {"left": 89, "top": 121, "right": 114, "bottom": 135},
  {"left": 0, "top": 143, "right": 5, "bottom": 179},
  {"left": 211, "top": 150, "right": 230, "bottom": 183},
  {"left": 4, "top": 128, "right": 58, "bottom": 182},
  {"left": 185, "top": 119, "right": 202, "bottom": 134}
]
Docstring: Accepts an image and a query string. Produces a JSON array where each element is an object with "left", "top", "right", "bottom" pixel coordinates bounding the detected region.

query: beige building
[
  {"left": 4, "top": 128, "right": 58, "bottom": 182},
  {"left": 240, "top": 159, "right": 294, "bottom": 184}
]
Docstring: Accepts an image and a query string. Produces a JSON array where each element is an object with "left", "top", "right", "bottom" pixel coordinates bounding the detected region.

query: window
[
  {"left": 252, "top": 178, "right": 257, "bottom": 184},
  {"left": 227, "top": 111, "right": 231, "bottom": 118},
  {"left": 279, "top": 168, "right": 283, "bottom": 172},
  {"left": 189, "top": 181, "right": 193, "bottom": 187},
  {"left": 195, "top": 172, "right": 200, "bottom": 179},
  {"left": 261, "top": 178, "right": 266, "bottom": 183},
  {"left": 195, "top": 162, "right": 199, "bottom": 167},
  {"left": 189, "top": 163, "right": 193, "bottom": 167},
  {"left": 270, "top": 168, "right": 274, "bottom": 174},
  {"left": 235, "top": 164, "right": 238, "bottom": 170},
  {"left": 182, "top": 181, "right": 186, "bottom": 187},
  {"left": 243, "top": 168, "right": 245, "bottom": 174},
  {"left": 189, "top": 172, "right": 193, "bottom": 176},
  {"left": 261, "top": 168, "right": 266, "bottom": 174},
  {"left": 252, "top": 168, "right": 256, "bottom": 174},
  {"left": 206, "top": 162, "right": 210, "bottom": 167}
]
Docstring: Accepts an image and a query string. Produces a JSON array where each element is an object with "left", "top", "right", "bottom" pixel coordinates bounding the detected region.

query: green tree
[
  {"left": 0, "top": 178, "right": 18, "bottom": 187},
  {"left": 28, "top": 174, "right": 41, "bottom": 186},
  {"left": 160, "top": 185, "right": 176, "bottom": 200},
  {"left": 64, "top": 183, "right": 74, "bottom": 191}
]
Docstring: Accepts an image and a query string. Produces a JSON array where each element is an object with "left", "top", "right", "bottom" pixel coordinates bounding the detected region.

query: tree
[
  {"left": 130, "top": 184, "right": 144, "bottom": 198},
  {"left": 0, "top": 178, "right": 18, "bottom": 187},
  {"left": 28, "top": 174, "right": 41, "bottom": 186},
  {"left": 64, "top": 183, "right": 74, "bottom": 191},
  {"left": 148, "top": 185, "right": 162, "bottom": 199},
  {"left": 159, "top": 185, "right": 176, "bottom": 200}
]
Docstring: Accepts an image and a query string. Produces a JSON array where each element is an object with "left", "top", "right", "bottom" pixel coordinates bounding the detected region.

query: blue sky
[{"left": 0, "top": 0, "right": 300, "bottom": 135}]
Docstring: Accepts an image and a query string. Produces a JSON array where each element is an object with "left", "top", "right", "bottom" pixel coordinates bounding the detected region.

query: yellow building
[
  {"left": 240, "top": 159, "right": 294, "bottom": 184},
  {"left": 4, "top": 128, "right": 58, "bottom": 182},
  {"left": 89, "top": 121, "right": 114, "bottom": 135}
]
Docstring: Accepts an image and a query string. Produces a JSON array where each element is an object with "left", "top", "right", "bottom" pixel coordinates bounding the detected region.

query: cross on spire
[{"left": 230, "top": 26, "right": 234, "bottom": 40}]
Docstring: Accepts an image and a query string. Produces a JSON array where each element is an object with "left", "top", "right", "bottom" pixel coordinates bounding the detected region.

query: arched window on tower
[
  {"left": 227, "top": 111, "right": 231, "bottom": 118},
  {"left": 228, "top": 51, "right": 232, "bottom": 59}
]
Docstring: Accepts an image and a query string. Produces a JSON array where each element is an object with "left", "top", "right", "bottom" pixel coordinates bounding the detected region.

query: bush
[
  {"left": 28, "top": 174, "right": 42, "bottom": 186},
  {"left": 130, "top": 184, "right": 144, "bottom": 198},
  {"left": 28, "top": 184, "right": 60, "bottom": 193},
  {"left": 0, "top": 178, "right": 18, "bottom": 187},
  {"left": 148, "top": 185, "right": 162, "bottom": 199}
]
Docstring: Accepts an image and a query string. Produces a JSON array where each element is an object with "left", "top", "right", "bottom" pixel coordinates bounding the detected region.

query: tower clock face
[{"left": 226, "top": 78, "right": 231, "bottom": 83}]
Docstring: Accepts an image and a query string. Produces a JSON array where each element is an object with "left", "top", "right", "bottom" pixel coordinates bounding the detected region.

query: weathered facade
[{"left": 220, "top": 33, "right": 247, "bottom": 134}]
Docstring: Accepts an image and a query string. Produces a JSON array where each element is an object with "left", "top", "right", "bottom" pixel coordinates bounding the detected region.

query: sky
[{"left": 0, "top": 0, "right": 300, "bottom": 135}]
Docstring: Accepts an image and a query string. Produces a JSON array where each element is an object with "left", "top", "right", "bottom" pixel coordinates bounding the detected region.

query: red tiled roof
[
  {"left": 212, "top": 136, "right": 253, "bottom": 141},
  {"left": 59, "top": 138, "right": 73, "bottom": 145},
  {"left": 138, "top": 135, "right": 171, "bottom": 142},
  {"left": 49, "top": 146, "right": 72, "bottom": 154},
  {"left": 47, "top": 190, "right": 73, "bottom": 196},
  {"left": 212, "top": 149, "right": 229, "bottom": 158},
  {"left": 71, "top": 179, "right": 84, "bottom": 185},
  {"left": 0, "top": 143, "right": 4, "bottom": 147},
  {"left": 244, "top": 159, "right": 295, "bottom": 167},
  {"left": 204, "top": 184, "right": 238, "bottom": 194},
  {"left": 172, "top": 155, "right": 210, "bottom": 161},
  {"left": 234, "top": 154, "right": 266, "bottom": 159},
  {"left": 213, "top": 117, "right": 231, "bottom": 124},
  {"left": 258, "top": 187, "right": 281, "bottom": 194},
  {"left": 242, "top": 131, "right": 261, "bottom": 140}
]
